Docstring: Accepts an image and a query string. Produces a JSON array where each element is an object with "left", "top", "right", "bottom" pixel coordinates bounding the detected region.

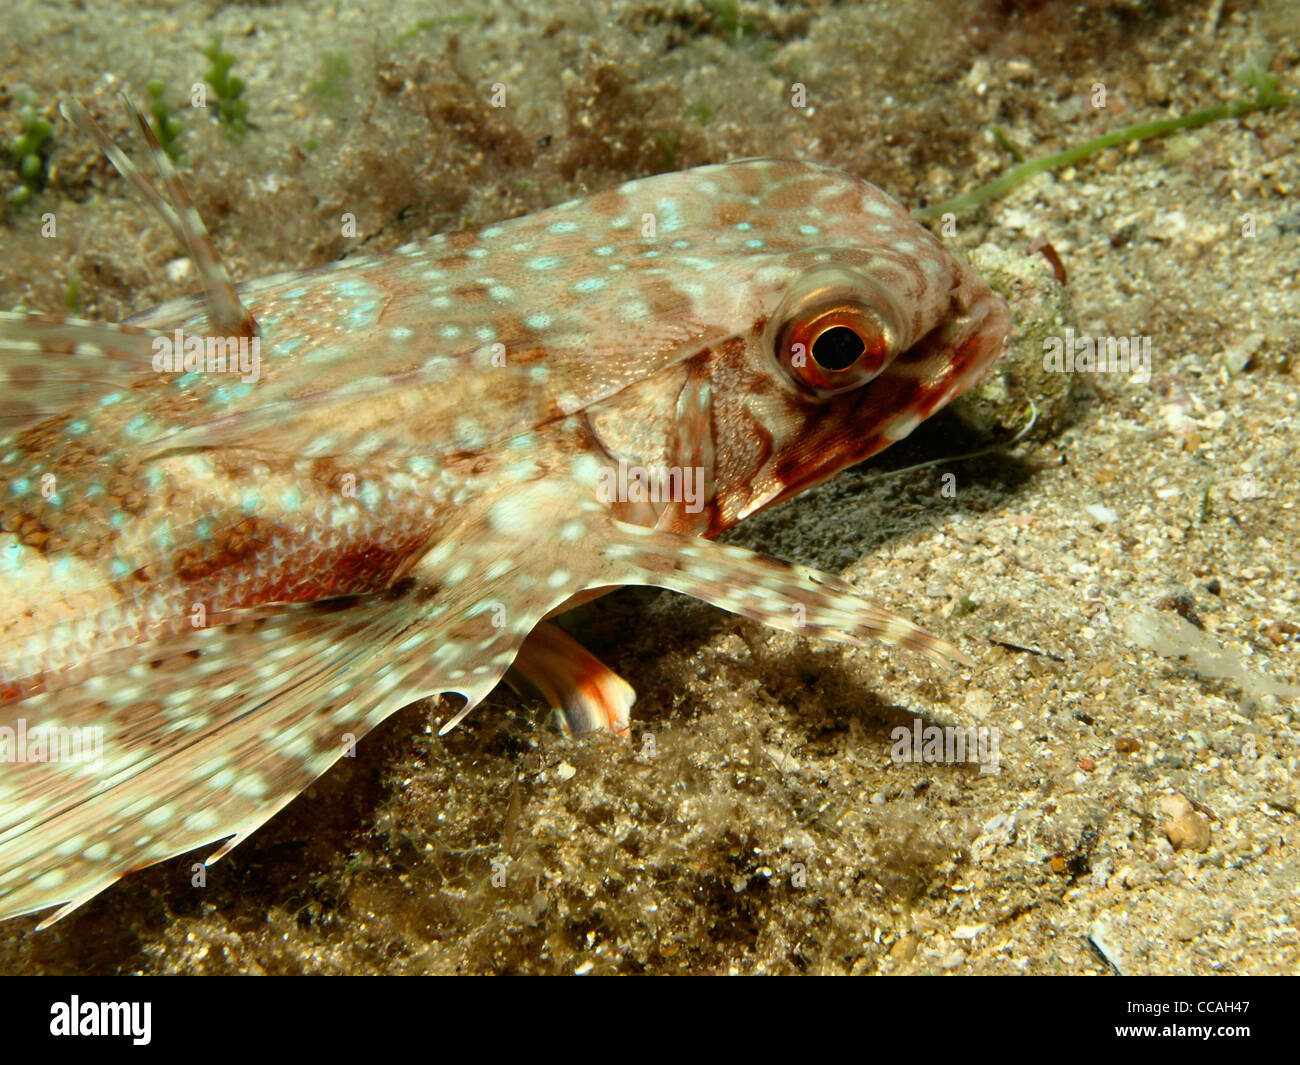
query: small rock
[
  {"left": 1153, "top": 585, "right": 1202, "bottom": 629},
  {"left": 1264, "top": 620, "right": 1299, "bottom": 647},
  {"left": 1088, "top": 918, "right": 1126, "bottom": 974},
  {"left": 164, "top": 257, "right": 193, "bottom": 284},
  {"left": 1159, "top": 793, "right": 1212, "bottom": 852},
  {"left": 963, "top": 688, "right": 994, "bottom": 720},
  {"left": 888, "top": 933, "right": 918, "bottom": 962},
  {"left": 1222, "top": 331, "right": 1264, "bottom": 375}
]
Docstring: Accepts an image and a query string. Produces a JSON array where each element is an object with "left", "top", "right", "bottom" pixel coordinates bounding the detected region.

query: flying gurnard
[{"left": 0, "top": 98, "right": 1010, "bottom": 926}]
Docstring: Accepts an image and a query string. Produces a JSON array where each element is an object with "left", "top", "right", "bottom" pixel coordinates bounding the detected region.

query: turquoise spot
[
  {"left": 480, "top": 225, "right": 504, "bottom": 239},
  {"left": 98, "top": 392, "right": 124, "bottom": 407},
  {"left": 475, "top": 324, "right": 497, "bottom": 342},
  {"left": 333, "top": 279, "right": 379, "bottom": 300},
  {"left": 242, "top": 493, "right": 261, "bottom": 512},
  {"left": 798, "top": 224, "right": 820, "bottom": 236},
  {"left": 467, "top": 248, "right": 487, "bottom": 259},
  {"left": 11, "top": 478, "right": 30, "bottom": 495},
  {"left": 110, "top": 511, "right": 126, "bottom": 528},
  {"left": 439, "top": 324, "right": 464, "bottom": 340},
  {"left": 196, "top": 519, "right": 212, "bottom": 540},
  {"left": 85, "top": 483, "right": 104, "bottom": 498},
  {"left": 744, "top": 239, "right": 765, "bottom": 249},
  {"left": 346, "top": 303, "right": 380, "bottom": 328},
  {"left": 548, "top": 220, "right": 580, "bottom": 233},
  {"left": 281, "top": 487, "right": 301, "bottom": 511},
  {"left": 527, "top": 256, "right": 561, "bottom": 271},
  {"left": 388, "top": 326, "right": 413, "bottom": 341},
  {"left": 641, "top": 249, "right": 662, "bottom": 258},
  {"left": 655, "top": 200, "right": 684, "bottom": 232},
  {"left": 528, "top": 365, "right": 549, "bottom": 381},
  {"left": 573, "top": 277, "right": 606, "bottom": 293},
  {"left": 215, "top": 382, "right": 255, "bottom": 404},
  {"left": 592, "top": 246, "right": 615, "bottom": 257},
  {"left": 671, "top": 239, "right": 692, "bottom": 249},
  {"left": 734, "top": 222, "right": 752, "bottom": 231},
  {"left": 503, "top": 456, "right": 539, "bottom": 482},
  {"left": 454, "top": 416, "right": 485, "bottom": 449},
  {"left": 277, "top": 337, "right": 306, "bottom": 356},
  {"left": 524, "top": 312, "right": 553, "bottom": 330},
  {"left": 110, "top": 558, "right": 130, "bottom": 578},
  {"left": 282, "top": 286, "right": 309, "bottom": 300}
]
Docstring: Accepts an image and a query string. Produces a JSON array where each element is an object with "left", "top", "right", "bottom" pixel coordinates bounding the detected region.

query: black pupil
[{"left": 811, "top": 326, "right": 864, "bottom": 371}]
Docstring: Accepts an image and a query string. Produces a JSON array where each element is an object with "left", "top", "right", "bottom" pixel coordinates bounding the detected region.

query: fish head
[{"left": 662, "top": 161, "right": 1012, "bottom": 535}]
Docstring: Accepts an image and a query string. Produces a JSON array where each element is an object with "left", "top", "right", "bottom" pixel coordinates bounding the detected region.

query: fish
[{"left": 0, "top": 96, "right": 1010, "bottom": 928}]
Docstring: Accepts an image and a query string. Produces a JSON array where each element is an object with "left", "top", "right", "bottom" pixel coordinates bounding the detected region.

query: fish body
[{"left": 0, "top": 100, "right": 1009, "bottom": 926}]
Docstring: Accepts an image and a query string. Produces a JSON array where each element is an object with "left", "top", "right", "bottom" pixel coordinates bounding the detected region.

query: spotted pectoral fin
[
  {"left": 587, "top": 518, "right": 970, "bottom": 668},
  {"left": 0, "top": 539, "right": 574, "bottom": 927}
]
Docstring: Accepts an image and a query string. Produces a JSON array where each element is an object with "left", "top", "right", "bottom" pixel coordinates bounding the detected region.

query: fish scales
[{"left": 0, "top": 98, "right": 1010, "bottom": 926}]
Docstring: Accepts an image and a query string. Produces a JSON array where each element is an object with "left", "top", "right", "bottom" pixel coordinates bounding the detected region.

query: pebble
[
  {"left": 963, "top": 688, "right": 994, "bottom": 719},
  {"left": 1159, "top": 793, "right": 1212, "bottom": 852}
]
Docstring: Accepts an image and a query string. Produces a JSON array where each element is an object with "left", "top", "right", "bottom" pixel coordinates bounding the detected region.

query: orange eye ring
[{"left": 777, "top": 302, "right": 891, "bottom": 396}]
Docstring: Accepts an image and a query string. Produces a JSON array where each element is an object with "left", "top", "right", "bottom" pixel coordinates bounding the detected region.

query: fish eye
[
  {"left": 811, "top": 325, "right": 865, "bottom": 371},
  {"left": 769, "top": 266, "right": 905, "bottom": 398},
  {"left": 775, "top": 300, "right": 892, "bottom": 397}
]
